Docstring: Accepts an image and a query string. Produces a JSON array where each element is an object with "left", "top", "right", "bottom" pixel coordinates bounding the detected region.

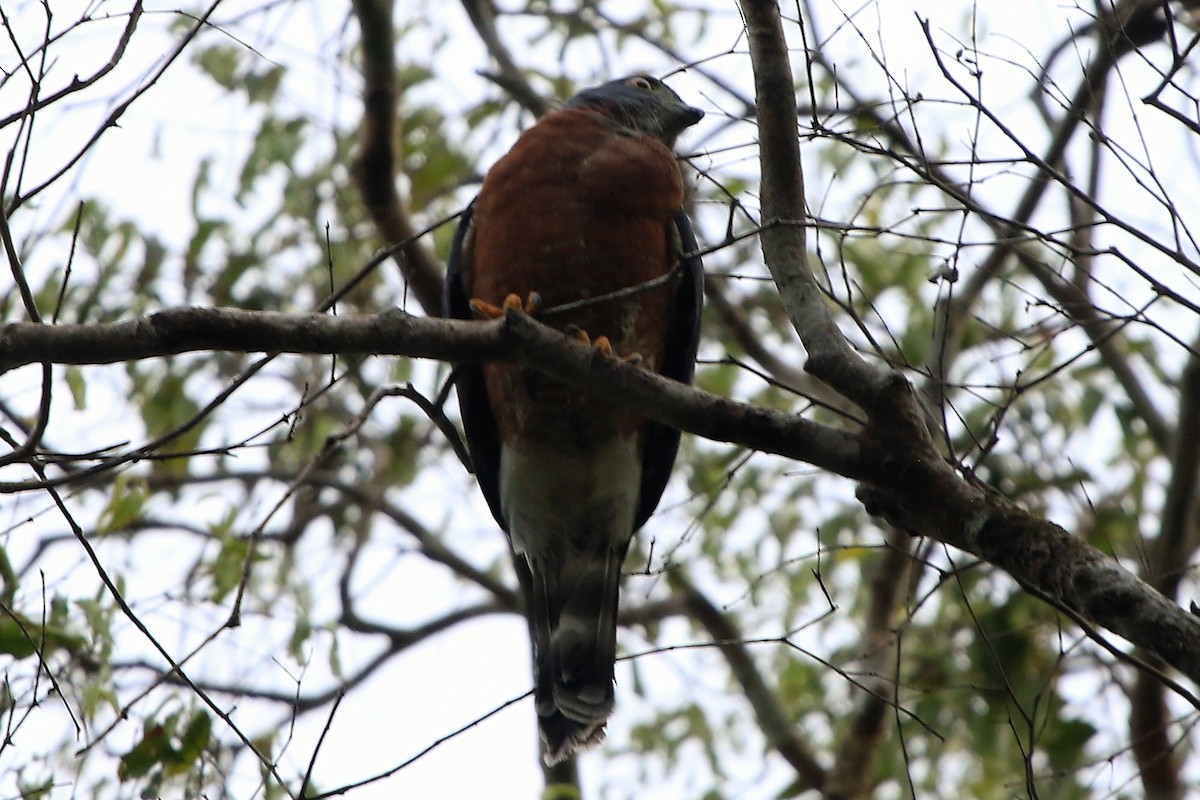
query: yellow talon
[
  {"left": 563, "top": 328, "right": 627, "bottom": 360},
  {"left": 469, "top": 298, "right": 507, "bottom": 320},
  {"left": 470, "top": 291, "right": 543, "bottom": 320},
  {"left": 502, "top": 292, "right": 542, "bottom": 314}
]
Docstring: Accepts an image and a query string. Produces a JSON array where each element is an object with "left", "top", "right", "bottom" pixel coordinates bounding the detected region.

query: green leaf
[
  {"left": 0, "top": 614, "right": 37, "bottom": 658},
  {"left": 97, "top": 475, "right": 149, "bottom": 534},
  {"left": 82, "top": 680, "right": 119, "bottom": 720},
  {"left": 1042, "top": 717, "right": 1095, "bottom": 771},
  {"left": 237, "top": 116, "right": 307, "bottom": 201},
  {"left": 694, "top": 360, "right": 738, "bottom": 399},
  {"left": 0, "top": 545, "right": 16, "bottom": 604},
  {"left": 65, "top": 366, "right": 87, "bottom": 409},
  {"left": 15, "top": 777, "right": 53, "bottom": 800},
  {"left": 193, "top": 44, "right": 244, "bottom": 91},
  {"left": 77, "top": 593, "right": 116, "bottom": 663},
  {"left": 329, "top": 631, "right": 343, "bottom": 680},
  {"left": 209, "top": 535, "right": 255, "bottom": 603},
  {"left": 172, "top": 711, "right": 213, "bottom": 774},
  {"left": 245, "top": 64, "right": 286, "bottom": 103},
  {"left": 136, "top": 235, "right": 167, "bottom": 296},
  {"left": 135, "top": 371, "right": 206, "bottom": 475},
  {"left": 118, "top": 724, "right": 171, "bottom": 780},
  {"left": 288, "top": 617, "right": 313, "bottom": 662}
]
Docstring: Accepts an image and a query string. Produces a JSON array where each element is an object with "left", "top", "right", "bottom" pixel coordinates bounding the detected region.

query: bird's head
[{"left": 566, "top": 75, "right": 703, "bottom": 148}]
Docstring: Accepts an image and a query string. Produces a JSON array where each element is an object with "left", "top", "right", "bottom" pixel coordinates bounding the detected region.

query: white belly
[{"left": 499, "top": 436, "right": 642, "bottom": 563}]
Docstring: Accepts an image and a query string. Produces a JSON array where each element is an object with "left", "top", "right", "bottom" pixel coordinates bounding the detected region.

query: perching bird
[{"left": 444, "top": 75, "right": 704, "bottom": 763}]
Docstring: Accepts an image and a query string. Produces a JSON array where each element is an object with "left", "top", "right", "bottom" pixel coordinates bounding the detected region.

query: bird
[{"left": 444, "top": 74, "right": 704, "bottom": 763}]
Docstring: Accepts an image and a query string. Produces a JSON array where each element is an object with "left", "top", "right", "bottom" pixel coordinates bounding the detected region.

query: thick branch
[
  {"left": 0, "top": 307, "right": 490, "bottom": 370},
  {"left": 825, "top": 532, "right": 913, "bottom": 800},
  {"left": 5, "top": 305, "right": 1200, "bottom": 690},
  {"left": 672, "top": 572, "right": 827, "bottom": 791},
  {"left": 350, "top": 0, "right": 445, "bottom": 315},
  {"left": 853, "top": 375, "right": 1200, "bottom": 687},
  {"left": 460, "top": 0, "right": 549, "bottom": 117},
  {"left": 1129, "top": 342, "right": 1200, "bottom": 798},
  {"left": 739, "top": 0, "right": 891, "bottom": 406},
  {"left": 741, "top": 0, "right": 1200, "bottom": 697},
  {"left": 0, "top": 306, "right": 864, "bottom": 487}
]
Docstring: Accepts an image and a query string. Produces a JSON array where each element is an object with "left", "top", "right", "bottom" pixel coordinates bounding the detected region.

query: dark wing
[
  {"left": 444, "top": 202, "right": 508, "bottom": 532},
  {"left": 633, "top": 209, "right": 704, "bottom": 531}
]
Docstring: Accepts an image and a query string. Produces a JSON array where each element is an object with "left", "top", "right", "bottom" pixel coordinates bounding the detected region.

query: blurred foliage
[{"left": 0, "top": 1, "right": 1194, "bottom": 799}]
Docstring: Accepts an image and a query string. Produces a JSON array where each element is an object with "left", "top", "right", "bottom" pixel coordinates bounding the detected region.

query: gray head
[{"left": 566, "top": 75, "right": 704, "bottom": 148}]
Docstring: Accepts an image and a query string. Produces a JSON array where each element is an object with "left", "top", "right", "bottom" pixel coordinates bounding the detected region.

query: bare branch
[
  {"left": 671, "top": 571, "right": 827, "bottom": 791},
  {"left": 740, "top": 0, "right": 891, "bottom": 404},
  {"left": 5, "top": 1, "right": 222, "bottom": 213},
  {"left": 0, "top": 305, "right": 865, "bottom": 491},
  {"left": 0, "top": 207, "right": 51, "bottom": 467},
  {"left": 0, "top": 3, "right": 145, "bottom": 131},
  {"left": 742, "top": 0, "right": 1200, "bottom": 703},
  {"left": 460, "top": 0, "right": 549, "bottom": 117},
  {"left": 825, "top": 531, "right": 914, "bottom": 798},
  {"left": 803, "top": 23, "right": 1175, "bottom": 447}
]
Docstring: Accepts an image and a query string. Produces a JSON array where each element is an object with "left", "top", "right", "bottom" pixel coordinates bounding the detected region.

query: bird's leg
[{"left": 470, "top": 291, "right": 543, "bottom": 320}]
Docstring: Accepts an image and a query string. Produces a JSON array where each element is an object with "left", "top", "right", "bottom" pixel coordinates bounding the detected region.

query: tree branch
[
  {"left": 459, "top": 0, "right": 549, "bottom": 117},
  {"left": 825, "top": 531, "right": 913, "bottom": 799},
  {"left": 671, "top": 571, "right": 827, "bottom": 791},
  {"left": 0, "top": 306, "right": 865, "bottom": 488},
  {"left": 1129, "top": 340, "right": 1200, "bottom": 797},
  {"left": 0, "top": 2, "right": 144, "bottom": 131},
  {"left": 740, "top": 0, "right": 1200, "bottom": 697},
  {"left": 740, "top": 0, "right": 891, "bottom": 406},
  {"left": 801, "top": 17, "right": 1174, "bottom": 449},
  {"left": 349, "top": 0, "right": 446, "bottom": 315},
  {"left": 5, "top": 302, "right": 1200, "bottom": 692}
]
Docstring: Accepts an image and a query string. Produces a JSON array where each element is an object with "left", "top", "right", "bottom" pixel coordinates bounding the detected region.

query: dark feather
[
  {"left": 634, "top": 209, "right": 704, "bottom": 531},
  {"left": 444, "top": 202, "right": 508, "bottom": 532}
]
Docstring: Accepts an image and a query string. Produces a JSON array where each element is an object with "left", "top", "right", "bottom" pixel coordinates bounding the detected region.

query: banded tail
[{"left": 524, "top": 545, "right": 624, "bottom": 764}]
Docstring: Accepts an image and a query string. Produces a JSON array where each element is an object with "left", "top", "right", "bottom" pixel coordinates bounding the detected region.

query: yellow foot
[
  {"left": 469, "top": 291, "right": 542, "bottom": 320},
  {"left": 559, "top": 327, "right": 646, "bottom": 403},
  {"left": 561, "top": 326, "right": 645, "bottom": 363},
  {"left": 563, "top": 325, "right": 611, "bottom": 353}
]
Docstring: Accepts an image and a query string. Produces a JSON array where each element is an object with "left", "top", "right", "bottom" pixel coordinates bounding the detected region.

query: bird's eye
[{"left": 630, "top": 76, "right": 654, "bottom": 91}]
